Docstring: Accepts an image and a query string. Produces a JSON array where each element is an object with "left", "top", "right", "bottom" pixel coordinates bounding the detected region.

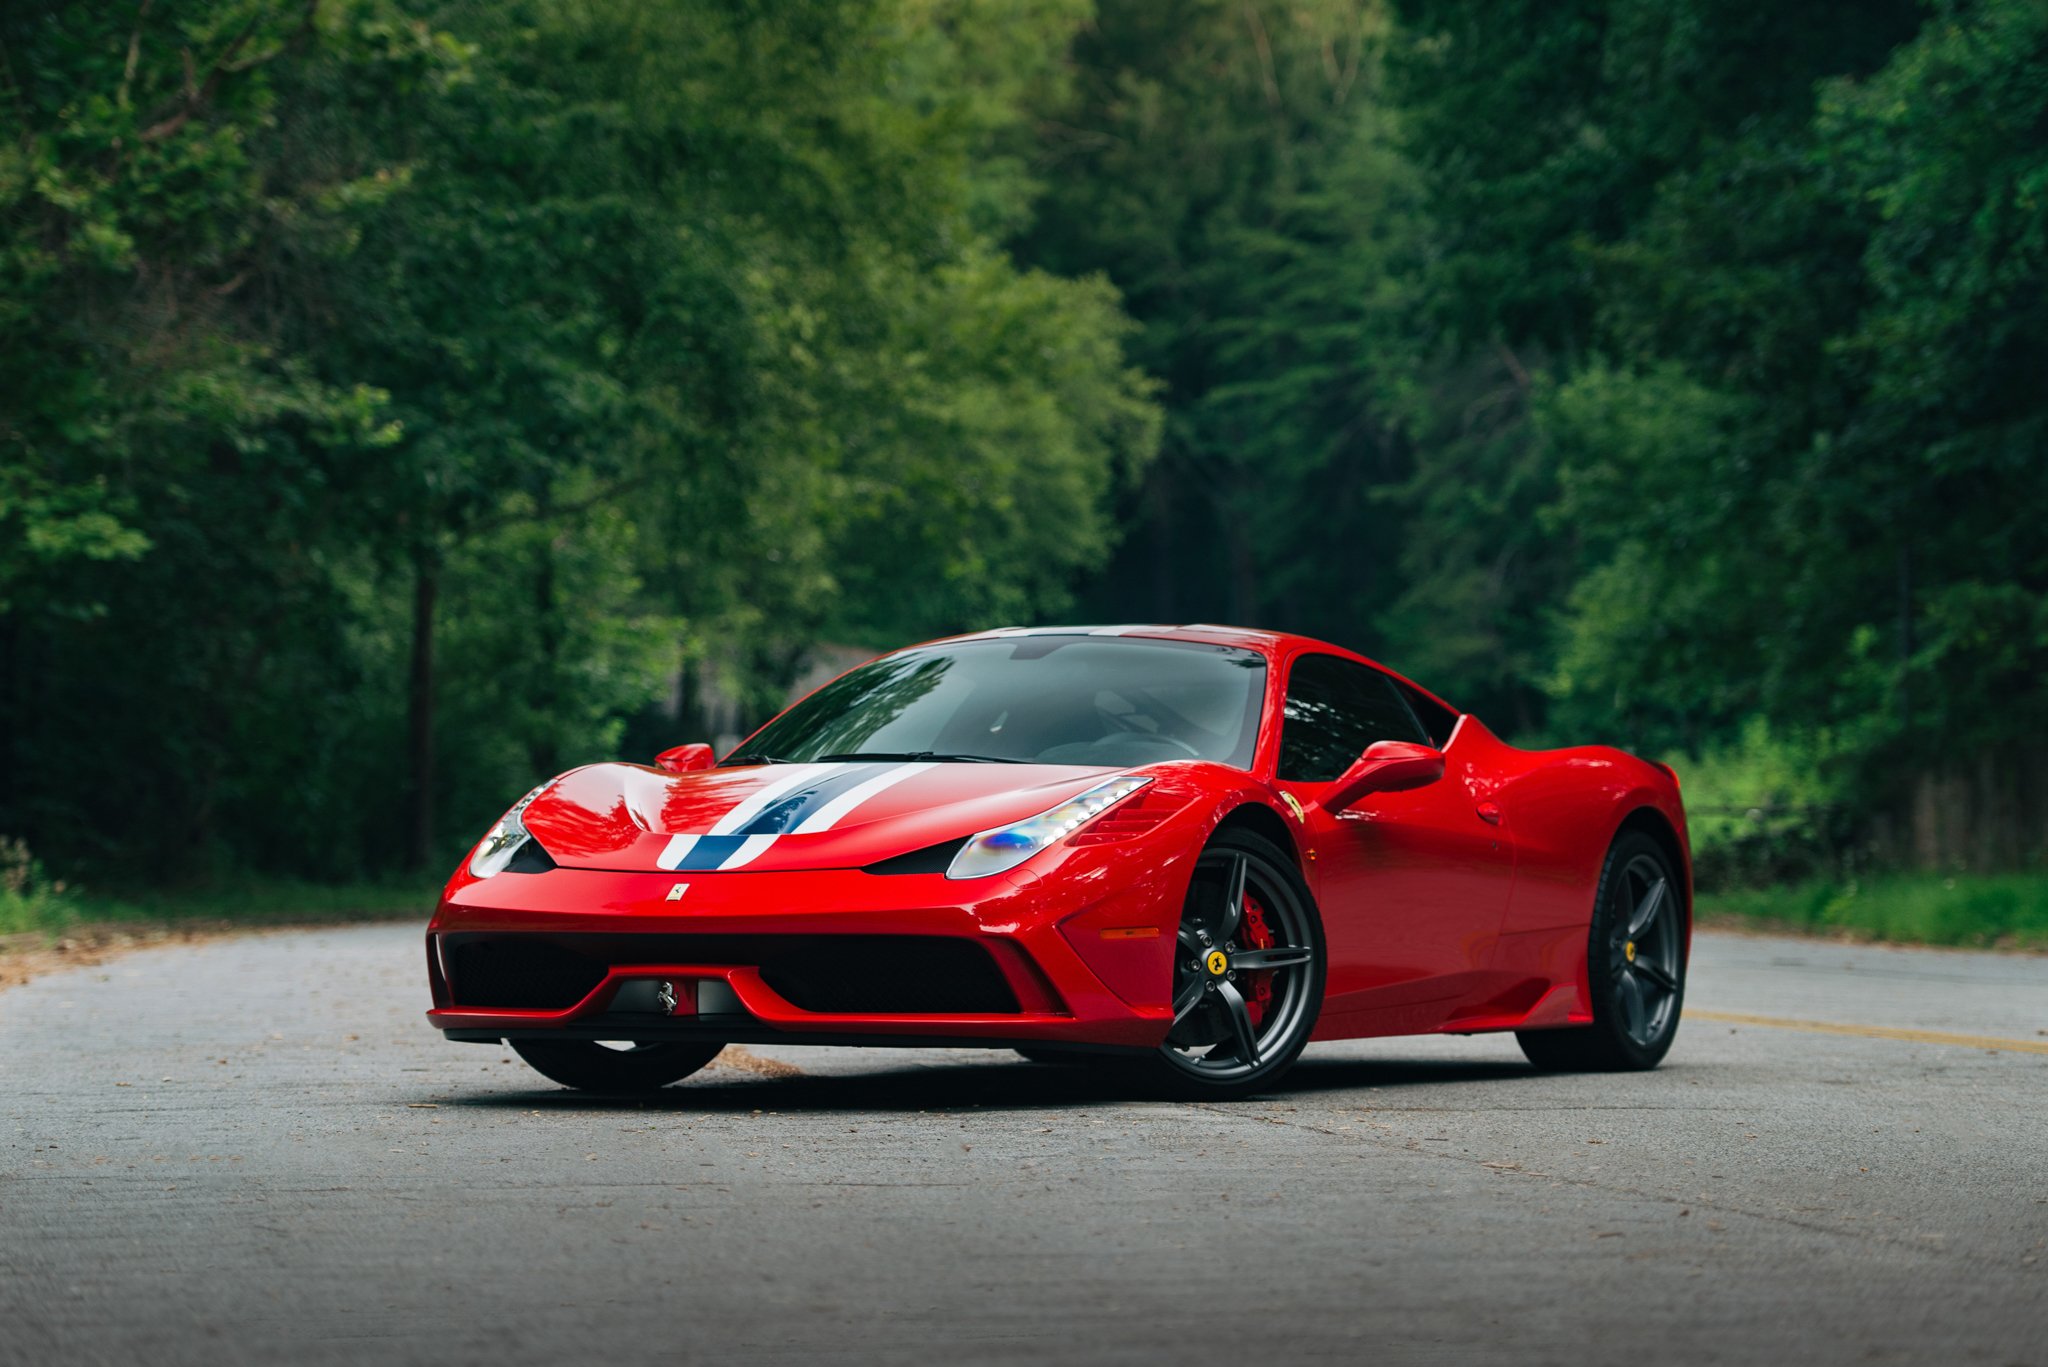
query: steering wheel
[
  {"left": 1094, "top": 703, "right": 1203, "bottom": 759},
  {"left": 1100, "top": 726, "right": 1201, "bottom": 759}
]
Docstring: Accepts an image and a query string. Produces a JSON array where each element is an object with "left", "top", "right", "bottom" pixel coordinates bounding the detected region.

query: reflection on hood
[{"left": 518, "top": 759, "right": 1128, "bottom": 873}]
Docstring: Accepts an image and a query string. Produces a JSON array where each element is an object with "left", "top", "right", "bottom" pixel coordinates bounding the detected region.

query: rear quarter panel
[{"left": 1477, "top": 719, "right": 1691, "bottom": 937}]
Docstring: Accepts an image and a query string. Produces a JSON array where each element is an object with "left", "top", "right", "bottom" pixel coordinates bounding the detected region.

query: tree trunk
[
  {"left": 530, "top": 537, "right": 560, "bottom": 776},
  {"left": 1896, "top": 544, "right": 1913, "bottom": 730},
  {"left": 1150, "top": 476, "right": 1176, "bottom": 622},
  {"left": 0, "top": 614, "right": 19, "bottom": 830},
  {"left": 1890, "top": 747, "right": 2048, "bottom": 873},
  {"left": 1226, "top": 516, "right": 1259, "bottom": 625},
  {"left": 405, "top": 550, "right": 438, "bottom": 871}
]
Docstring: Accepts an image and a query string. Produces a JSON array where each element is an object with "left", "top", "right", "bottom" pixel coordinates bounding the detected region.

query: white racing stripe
[
  {"left": 654, "top": 763, "right": 836, "bottom": 872},
  {"left": 714, "top": 833, "right": 781, "bottom": 871},
  {"left": 707, "top": 763, "right": 838, "bottom": 834},
  {"left": 655, "top": 833, "right": 700, "bottom": 870},
  {"left": 653, "top": 761, "right": 938, "bottom": 872},
  {"left": 791, "top": 762, "right": 935, "bottom": 834}
]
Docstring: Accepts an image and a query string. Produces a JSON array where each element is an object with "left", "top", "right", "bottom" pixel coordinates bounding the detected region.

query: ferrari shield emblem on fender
[
  {"left": 1280, "top": 792, "right": 1306, "bottom": 823},
  {"left": 665, "top": 882, "right": 689, "bottom": 901}
]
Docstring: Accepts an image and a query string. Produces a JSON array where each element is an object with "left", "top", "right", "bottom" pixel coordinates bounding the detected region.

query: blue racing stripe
[
  {"left": 733, "top": 763, "right": 888, "bottom": 837},
  {"left": 669, "top": 835, "right": 755, "bottom": 872}
]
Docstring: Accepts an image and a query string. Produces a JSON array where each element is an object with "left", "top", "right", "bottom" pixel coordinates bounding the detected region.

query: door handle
[{"left": 1476, "top": 801, "right": 1502, "bottom": 825}]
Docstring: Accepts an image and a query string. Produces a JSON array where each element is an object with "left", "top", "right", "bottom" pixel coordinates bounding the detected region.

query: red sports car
[{"left": 426, "top": 625, "right": 1690, "bottom": 1098}]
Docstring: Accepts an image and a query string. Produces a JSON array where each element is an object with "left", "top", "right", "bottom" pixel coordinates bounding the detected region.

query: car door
[{"left": 1272, "top": 653, "right": 1516, "bottom": 1029}]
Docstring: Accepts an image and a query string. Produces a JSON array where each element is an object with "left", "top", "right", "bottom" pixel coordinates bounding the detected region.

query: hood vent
[
  {"left": 861, "top": 837, "right": 967, "bottom": 876},
  {"left": 504, "top": 837, "right": 557, "bottom": 874}
]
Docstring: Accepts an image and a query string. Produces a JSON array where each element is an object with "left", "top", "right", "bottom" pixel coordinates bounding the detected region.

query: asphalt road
[{"left": 3, "top": 925, "right": 2044, "bottom": 1367}]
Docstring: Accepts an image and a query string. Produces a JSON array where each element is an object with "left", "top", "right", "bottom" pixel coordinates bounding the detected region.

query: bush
[
  {"left": 1702, "top": 873, "right": 2048, "bottom": 949},
  {"left": 0, "top": 838, "right": 78, "bottom": 937},
  {"left": 1669, "top": 720, "right": 1859, "bottom": 889}
]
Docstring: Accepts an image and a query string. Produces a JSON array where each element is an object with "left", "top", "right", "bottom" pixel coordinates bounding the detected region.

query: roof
[
  {"left": 914, "top": 623, "right": 1462, "bottom": 717},
  {"left": 936, "top": 623, "right": 1293, "bottom": 649}
]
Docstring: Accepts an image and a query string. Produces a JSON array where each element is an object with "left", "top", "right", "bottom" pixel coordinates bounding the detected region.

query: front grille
[{"left": 440, "top": 933, "right": 1020, "bottom": 1015}]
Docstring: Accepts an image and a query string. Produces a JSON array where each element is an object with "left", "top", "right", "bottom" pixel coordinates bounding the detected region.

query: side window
[
  {"left": 1395, "top": 680, "right": 1460, "bottom": 748},
  {"left": 1278, "top": 655, "right": 1428, "bottom": 782}
]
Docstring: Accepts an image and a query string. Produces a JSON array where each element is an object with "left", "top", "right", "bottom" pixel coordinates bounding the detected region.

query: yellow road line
[{"left": 1691, "top": 1009, "right": 2048, "bottom": 1055}]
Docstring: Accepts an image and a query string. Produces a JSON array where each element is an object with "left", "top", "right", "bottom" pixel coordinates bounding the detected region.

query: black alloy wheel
[
  {"left": 1145, "top": 827, "right": 1325, "bottom": 1099},
  {"left": 1519, "top": 830, "right": 1686, "bottom": 1072},
  {"left": 511, "top": 1037, "right": 726, "bottom": 1093}
]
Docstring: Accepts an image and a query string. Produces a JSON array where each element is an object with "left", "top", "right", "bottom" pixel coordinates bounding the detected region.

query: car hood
[{"left": 519, "top": 759, "right": 1127, "bottom": 873}]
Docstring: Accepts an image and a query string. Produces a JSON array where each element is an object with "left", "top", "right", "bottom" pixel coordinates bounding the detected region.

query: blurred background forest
[{"left": 4, "top": 0, "right": 2046, "bottom": 941}]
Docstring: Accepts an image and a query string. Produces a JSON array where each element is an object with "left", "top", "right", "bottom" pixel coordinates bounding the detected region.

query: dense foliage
[
  {"left": 1027, "top": 0, "right": 2048, "bottom": 873},
  {"left": 1, "top": 0, "right": 1154, "bottom": 879},
  {"left": 3, "top": 0, "right": 2042, "bottom": 886}
]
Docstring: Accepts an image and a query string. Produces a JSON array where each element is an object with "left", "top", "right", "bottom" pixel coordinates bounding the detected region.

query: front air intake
[
  {"left": 756, "top": 937, "right": 1017, "bottom": 1014},
  {"left": 444, "top": 937, "right": 607, "bottom": 1010},
  {"left": 439, "top": 933, "right": 1021, "bottom": 1015}
]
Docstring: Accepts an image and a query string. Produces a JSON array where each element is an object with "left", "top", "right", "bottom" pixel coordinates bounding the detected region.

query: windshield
[{"left": 727, "top": 636, "right": 1267, "bottom": 769}]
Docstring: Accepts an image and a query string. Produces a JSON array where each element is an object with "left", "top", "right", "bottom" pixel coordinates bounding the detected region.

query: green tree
[
  {"left": 1019, "top": 0, "right": 1423, "bottom": 644},
  {"left": 0, "top": 0, "right": 1157, "bottom": 882},
  {"left": 1438, "top": 0, "right": 2048, "bottom": 863},
  {"left": 0, "top": 1, "right": 439, "bottom": 874},
  {"left": 1378, "top": 0, "right": 1926, "bottom": 733}
]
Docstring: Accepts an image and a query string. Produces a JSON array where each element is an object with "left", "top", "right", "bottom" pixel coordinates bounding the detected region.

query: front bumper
[{"left": 424, "top": 834, "right": 1199, "bottom": 1049}]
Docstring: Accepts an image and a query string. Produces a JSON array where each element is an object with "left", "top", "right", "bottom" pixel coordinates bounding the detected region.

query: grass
[
  {"left": 6, "top": 840, "right": 2046, "bottom": 956},
  {"left": 1699, "top": 871, "right": 2048, "bottom": 950},
  {"left": 0, "top": 868, "right": 435, "bottom": 943}
]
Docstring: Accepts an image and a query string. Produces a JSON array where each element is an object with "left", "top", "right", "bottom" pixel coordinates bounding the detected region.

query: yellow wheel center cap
[
  {"left": 1205, "top": 949, "right": 1230, "bottom": 977},
  {"left": 1624, "top": 941, "right": 1637, "bottom": 963}
]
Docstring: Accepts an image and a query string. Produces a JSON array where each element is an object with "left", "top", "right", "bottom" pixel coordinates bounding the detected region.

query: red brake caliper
[{"left": 1240, "top": 891, "right": 1276, "bottom": 1027}]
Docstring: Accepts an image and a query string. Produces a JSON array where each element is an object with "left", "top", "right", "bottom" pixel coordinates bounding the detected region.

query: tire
[
  {"left": 511, "top": 1038, "right": 726, "bottom": 1093},
  {"left": 1518, "top": 830, "right": 1686, "bottom": 1072},
  {"left": 1136, "top": 827, "right": 1326, "bottom": 1100}
]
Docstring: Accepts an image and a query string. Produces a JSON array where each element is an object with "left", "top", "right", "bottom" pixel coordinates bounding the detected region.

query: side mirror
[
  {"left": 654, "top": 742, "right": 716, "bottom": 773},
  {"left": 1325, "top": 740, "right": 1445, "bottom": 812}
]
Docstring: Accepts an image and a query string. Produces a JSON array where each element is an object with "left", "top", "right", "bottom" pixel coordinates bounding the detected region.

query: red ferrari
[{"left": 426, "top": 625, "right": 1690, "bottom": 1098}]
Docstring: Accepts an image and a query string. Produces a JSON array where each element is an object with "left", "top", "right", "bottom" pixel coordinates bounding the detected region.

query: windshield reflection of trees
[
  {"left": 752, "top": 655, "right": 953, "bottom": 760},
  {"left": 739, "top": 642, "right": 1264, "bottom": 767}
]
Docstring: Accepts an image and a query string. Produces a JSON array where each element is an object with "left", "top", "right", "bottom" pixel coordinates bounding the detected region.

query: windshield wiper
[
  {"left": 812, "top": 750, "right": 1033, "bottom": 764},
  {"left": 723, "top": 751, "right": 794, "bottom": 765}
]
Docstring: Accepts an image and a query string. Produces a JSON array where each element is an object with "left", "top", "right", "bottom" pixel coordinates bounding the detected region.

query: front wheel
[
  {"left": 1137, "top": 828, "right": 1325, "bottom": 1100},
  {"left": 1518, "top": 830, "right": 1686, "bottom": 1072},
  {"left": 511, "top": 1038, "right": 726, "bottom": 1093}
]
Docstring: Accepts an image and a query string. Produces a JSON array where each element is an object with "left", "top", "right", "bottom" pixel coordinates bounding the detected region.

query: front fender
[{"left": 1031, "top": 764, "right": 1295, "bottom": 1012}]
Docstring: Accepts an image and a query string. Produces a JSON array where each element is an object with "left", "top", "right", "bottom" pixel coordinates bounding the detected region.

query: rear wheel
[
  {"left": 511, "top": 1038, "right": 726, "bottom": 1093},
  {"left": 1518, "top": 830, "right": 1685, "bottom": 1072},
  {"left": 1139, "top": 828, "right": 1325, "bottom": 1100}
]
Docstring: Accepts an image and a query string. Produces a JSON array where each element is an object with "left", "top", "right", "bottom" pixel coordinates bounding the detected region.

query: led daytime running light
[
  {"left": 946, "top": 776, "right": 1152, "bottom": 880},
  {"left": 467, "top": 782, "right": 550, "bottom": 879}
]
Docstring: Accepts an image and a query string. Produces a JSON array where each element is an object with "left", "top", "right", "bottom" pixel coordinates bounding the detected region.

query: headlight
[
  {"left": 946, "top": 775, "right": 1153, "bottom": 880},
  {"left": 468, "top": 783, "right": 550, "bottom": 879}
]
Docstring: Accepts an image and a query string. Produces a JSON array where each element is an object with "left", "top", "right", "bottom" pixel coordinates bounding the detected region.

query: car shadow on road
[{"left": 434, "top": 1051, "right": 1544, "bottom": 1116}]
